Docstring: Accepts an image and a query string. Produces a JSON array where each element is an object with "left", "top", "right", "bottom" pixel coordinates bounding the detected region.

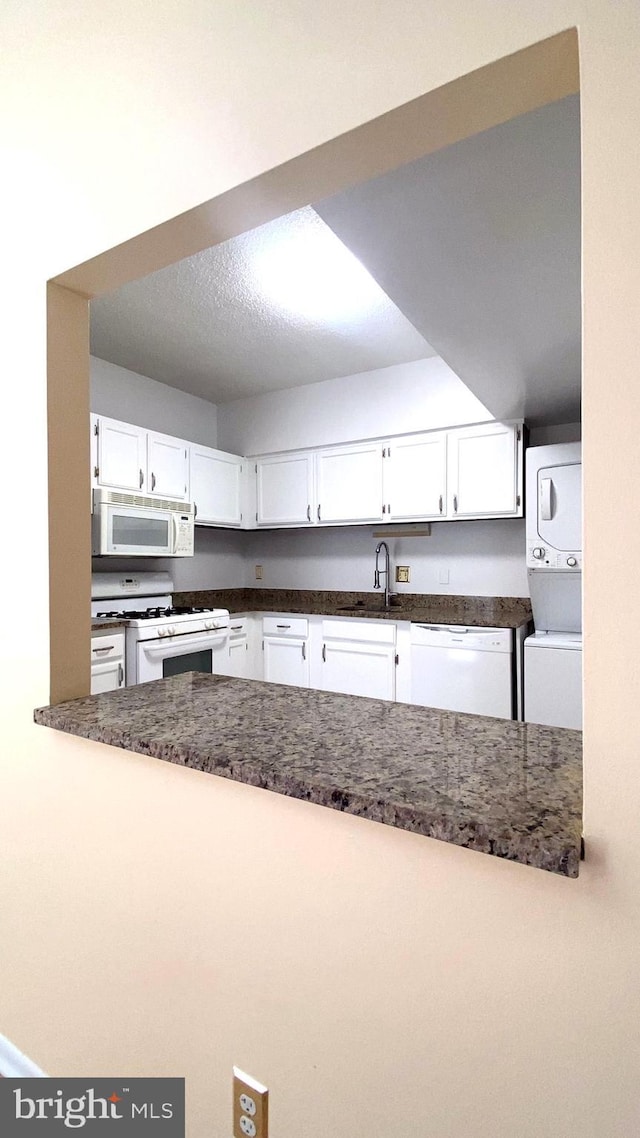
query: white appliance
[
  {"left": 92, "top": 489, "right": 195, "bottom": 557},
  {"left": 524, "top": 442, "right": 582, "bottom": 727},
  {"left": 526, "top": 441, "right": 581, "bottom": 571},
  {"left": 91, "top": 572, "right": 229, "bottom": 685},
  {"left": 410, "top": 624, "right": 514, "bottom": 719},
  {"left": 524, "top": 632, "right": 582, "bottom": 730}
]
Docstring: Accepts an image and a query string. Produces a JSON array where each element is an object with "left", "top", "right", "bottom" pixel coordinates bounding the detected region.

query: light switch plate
[
  {"left": 255, "top": 565, "right": 263, "bottom": 580},
  {"left": 396, "top": 565, "right": 410, "bottom": 583},
  {"left": 438, "top": 567, "right": 450, "bottom": 585}
]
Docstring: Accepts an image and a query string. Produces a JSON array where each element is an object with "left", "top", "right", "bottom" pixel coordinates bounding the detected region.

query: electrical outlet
[
  {"left": 255, "top": 564, "right": 263, "bottom": 580},
  {"left": 438, "top": 567, "right": 450, "bottom": 585},
  {"left": 396, "top": 565, "right": 410, "bottom": 583},
  {"left": 233, "top": 1068, "right": 268, "bottom": 1138}
]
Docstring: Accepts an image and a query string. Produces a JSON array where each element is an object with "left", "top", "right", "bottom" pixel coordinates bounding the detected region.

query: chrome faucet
[{"left": 374, "top": 540, "right": 391, "bottom": 608}]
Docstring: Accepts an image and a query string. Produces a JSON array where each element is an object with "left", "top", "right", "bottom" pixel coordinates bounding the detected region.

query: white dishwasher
[{"left": 410, "top": 624, "right": 514, "bottom": 719}]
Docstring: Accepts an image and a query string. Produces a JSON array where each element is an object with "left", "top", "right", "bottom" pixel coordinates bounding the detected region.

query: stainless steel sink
[{"left": 336, "top": 605, "right": 394, "bottom": 614}]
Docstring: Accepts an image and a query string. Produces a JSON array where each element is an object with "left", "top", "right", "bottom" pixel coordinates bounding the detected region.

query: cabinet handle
[
  {"left": 322, "top": 644, "right": 326, "bottom": 662},
  {"left": 151, "top": 472, "right": 156, "bottom": 491},
  {"left": 276, "top": 624, "right": 291, "bottom": 630},
  {"left": 307, "top": 504, "right": 311, "bottom": 522},
  {"left": 382, "top": 504, "right": 386, "bottom": 514},
  {"left": 118, "top": 663, "right": 124, "bottom": 686},
  {"left": 139, "top": 468, "right": 144, "bottom": 488},
  {"left": 92, "top": 645, "right": 113, "bottom": 654},
  {"left": 231, "top": 624, "right": 243, "bottom": 631},
  {"left": 194, "top": 502, "right": 198, "bottom": 518},
  {"left": 302, "top": 643, "right": 306, "bottom": 660},
  {"left": 439, "top": 494, "right": 443, "bottom": 514},
  {"left": 387, "top": 503, "right": 391, "bottom": 514},
  {"left": 453, "top": 494, "right": 458, "bottom": 513},
  {"left": 317, "top": 504, "right": 321, "bottom": 521}
]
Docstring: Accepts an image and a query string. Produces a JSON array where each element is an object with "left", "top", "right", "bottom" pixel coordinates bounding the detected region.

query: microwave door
[{"left": 109, "top": 505, "right": 171, "bottom": 556}]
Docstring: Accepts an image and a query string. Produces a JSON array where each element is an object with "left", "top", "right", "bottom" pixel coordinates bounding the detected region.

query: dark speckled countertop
[
  {"left": 173, "top": 589, "right": 533, "bottom": 628},
  {"left": 35, "top": 672, "right": 581, "bottom": 877}
]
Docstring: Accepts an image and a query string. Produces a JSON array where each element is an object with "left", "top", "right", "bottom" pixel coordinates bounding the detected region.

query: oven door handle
[{"left": 142, "top": 629, "right": 228, "bottom": 658}]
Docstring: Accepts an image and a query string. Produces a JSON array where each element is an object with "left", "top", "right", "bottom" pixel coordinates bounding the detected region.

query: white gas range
[{"left": 91, "top": 572, "right": 229, "bottom": 686}]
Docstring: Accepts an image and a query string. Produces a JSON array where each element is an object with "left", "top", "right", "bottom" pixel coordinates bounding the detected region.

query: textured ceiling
[
  {"left": 91, "top": 96, "right": 580, "bottom": 425},
  {"left": 90, "top": 207, "right": 434, "bottom": 404},
  {"left": 316, "top": 95, "right": 581, "bottom": 427}
]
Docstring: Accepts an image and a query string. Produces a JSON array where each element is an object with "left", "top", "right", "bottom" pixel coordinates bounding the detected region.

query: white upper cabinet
[
  {"left": 92, "top": 412, "right": 524, "bottom": 528},
  {"left": 315, "top": 442, "right": 384, "bottom": 524},
  {"left": 383, "top": 432, "right": 447, "bottom": 521},
  {"left": 256, "top": 453, "right": 314, "bottom": 526},
  {"left": 191, "top": 445, "right": 243, "bottom": 527},
  {"left": 147, "top": 431, "right": 190, "bottom": 501},
  {"left": 447, "top": 421, "right": 521, "bottom": 518},
  {"left": 95, "top": 415, "right": 146, "bottom": 493}
]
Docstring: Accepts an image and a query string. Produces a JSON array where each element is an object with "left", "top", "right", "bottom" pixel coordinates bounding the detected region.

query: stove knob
[
  {"left": 567, "top": 556, "right": 578, "bottom": 567},
  {"left": 532, "top": 547, "right": 545, "bottom": 560}
]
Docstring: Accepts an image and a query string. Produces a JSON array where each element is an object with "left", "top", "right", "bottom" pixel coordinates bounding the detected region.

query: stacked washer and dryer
[{"left": 524, "top": 442, "right": 582, "bottom": 729}]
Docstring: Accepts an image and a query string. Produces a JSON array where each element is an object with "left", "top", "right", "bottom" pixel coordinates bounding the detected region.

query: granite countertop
[
  {"left": 91, "top": 619, "right": 128, "bottom": 632},
  {"left": 35, "top": 672, "right": 581, "bottom": 877},
  {"left": 173, "top": 589, "right": 533, "bottom": 629}
]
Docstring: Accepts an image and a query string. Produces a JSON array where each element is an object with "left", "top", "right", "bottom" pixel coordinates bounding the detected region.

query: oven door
[{"left": 136, "top": 628, "right": 228, "bottom": 683}]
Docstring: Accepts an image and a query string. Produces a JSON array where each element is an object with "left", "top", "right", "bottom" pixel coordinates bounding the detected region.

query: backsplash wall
[
  {"left": 242, "top": 519, "right": 528, "bottom": 597},
  {"left": 91, "top": 528, "right": 246, "bottom": 592},
  {"left": 92, "top": 520, "right": 527, "bottom": 597}
]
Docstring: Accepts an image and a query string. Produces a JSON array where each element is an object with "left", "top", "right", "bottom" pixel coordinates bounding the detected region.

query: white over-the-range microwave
[{"left": 92, "top": 489, "right": 195, "bottom": 557}]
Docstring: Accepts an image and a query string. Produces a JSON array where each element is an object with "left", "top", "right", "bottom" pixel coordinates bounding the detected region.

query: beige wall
[{"left": 2, "top": 2, "right": 640, "bottom": 1135}]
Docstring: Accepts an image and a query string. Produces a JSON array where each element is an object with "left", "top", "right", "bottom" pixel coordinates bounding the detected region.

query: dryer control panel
[{"left": 527, "top": 543, "right": 581, "bottom": 570}]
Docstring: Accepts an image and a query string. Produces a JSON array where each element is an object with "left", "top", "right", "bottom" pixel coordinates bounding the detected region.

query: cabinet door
[
  {"left": 90, "top": 659, "right": 124, "bottom": 694},
  {"left": 316, "top": 443, "right": 384, "bottom": 524},
  {"left": 447, "top": 422, "right": 520, "bottom": 518},
  {"left": 263, "top": 636, "right": 309, "bottom": 687},
  {"left": 191, "top": 445, "right": 242, "bottom": 526},
  {"left": 256, "top": 453, "right": 314, "bottom": 526},
  {"left": 320, "top": 640, "right": 396, "bottom": 701},
  {"left": 96, "top": 416, "right": 146, "bottom": 493},
  {"left": 384, "top": 433, "right": 447, "bottom": 520},
  {"left": 147, "top": 431, "right": 190, "bottom": 501},
  {"left": 227, "top": 638, "right": 250, "bottom": 678}
]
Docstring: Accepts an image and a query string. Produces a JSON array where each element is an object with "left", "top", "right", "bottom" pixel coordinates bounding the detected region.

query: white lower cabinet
[
  {"left": 262, "top": 616, "right": 310, "bottom": 688},
  {"left": 211, "top": 616, "right": 256, "bottom": 680},
  {"left": 318, "top": 619, "right": 397, "bottom": 701},
  {"left": 90, "top": 629, "right": 125, "bottom": 694}
]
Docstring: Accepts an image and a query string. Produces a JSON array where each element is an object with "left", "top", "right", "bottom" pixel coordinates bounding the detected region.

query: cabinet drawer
[
  {"left": 262, "top": 616, "right": 308, "bottom": 637},
  {"left": 321, "top": 618, "right": 396, "bottom": 644},
  {"left": 228, "top": 616, "right": 249, "bottom": 638},
  {"left": 90, "top": 630, "right": 125, "bottom": 660}
]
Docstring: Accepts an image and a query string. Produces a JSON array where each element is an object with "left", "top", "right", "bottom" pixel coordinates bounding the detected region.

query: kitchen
[{"left": 40, "top": 90, "right": 583, "bottom": 876}]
